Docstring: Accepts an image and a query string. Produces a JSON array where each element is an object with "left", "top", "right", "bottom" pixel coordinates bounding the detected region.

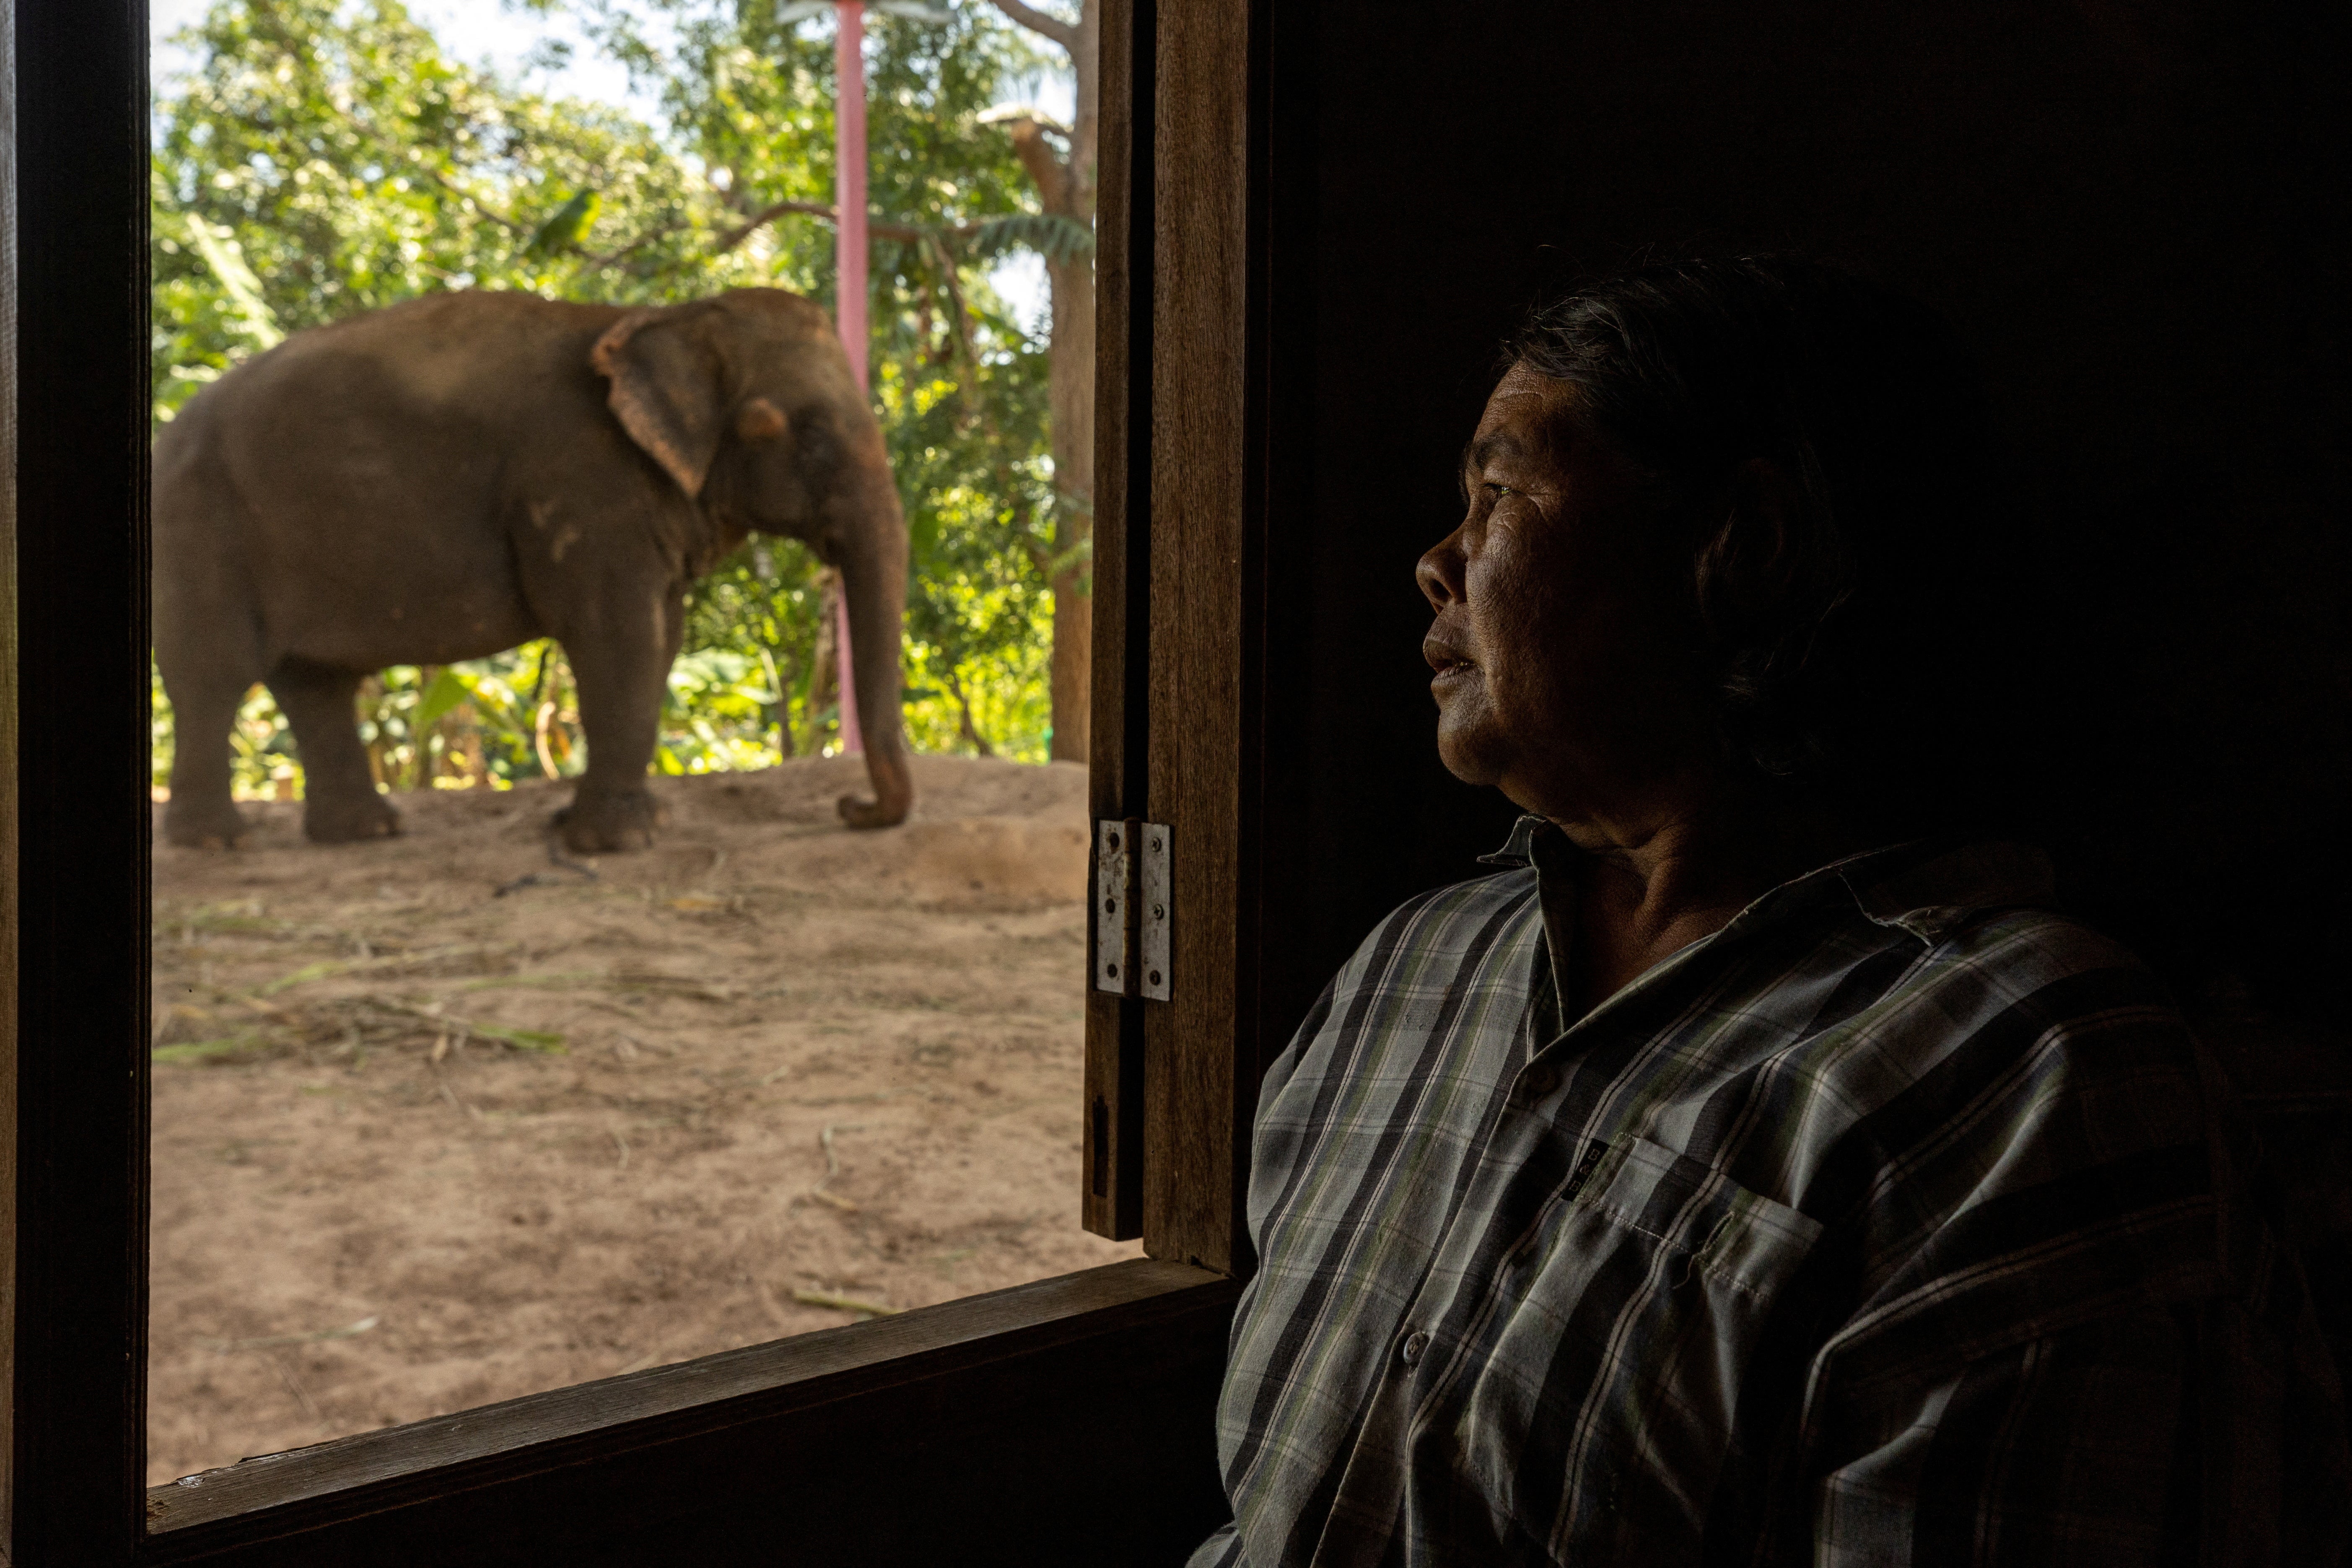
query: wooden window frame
[{"left": 1, "top": 0, "right": 1271, "bottom": 1558}]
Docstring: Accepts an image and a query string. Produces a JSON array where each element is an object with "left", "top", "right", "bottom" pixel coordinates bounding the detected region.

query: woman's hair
[{"left": 1508, "top": 256, "right": 2003, "bottom": 820}]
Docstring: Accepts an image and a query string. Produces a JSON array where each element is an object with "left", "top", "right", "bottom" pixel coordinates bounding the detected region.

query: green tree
[
  {"left": 560, "top": 0, "right": 1079, "bottom": 759},
  {"left": 975, "top": 1, "right": 1096, "bottom": 762},
  {"left": 151, "top": 0, "right": 1071, "bottom": 798},
  {"left": 151, "top": 0, "right": 767, "bottom": 417}
]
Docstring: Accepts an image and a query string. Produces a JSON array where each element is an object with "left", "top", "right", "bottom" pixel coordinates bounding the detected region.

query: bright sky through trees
[{"left": 148, "top": 0, "right": 1071, "bottom": 332}]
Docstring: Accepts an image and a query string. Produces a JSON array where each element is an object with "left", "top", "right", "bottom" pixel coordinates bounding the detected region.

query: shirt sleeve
[
  {"left": 1813, "top": 1307, "right": 2200, "bottom": 1567},
  {"left": 1787, "top": 920, "right": 2352, "bottom": 1565}
]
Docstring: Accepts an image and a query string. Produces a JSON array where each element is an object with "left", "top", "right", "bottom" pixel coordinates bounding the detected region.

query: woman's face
[{"left": 1416, "top": 363, "right": 1715, "bottom": 822}]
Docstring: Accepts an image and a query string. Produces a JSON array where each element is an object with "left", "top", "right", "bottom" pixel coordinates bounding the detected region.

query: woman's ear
[
  {"left": 1696, "top": 457, "right": 1808, "bottom": 633},
  {"left": 591, "top": 306, "right": 728, "bottom": 498}
]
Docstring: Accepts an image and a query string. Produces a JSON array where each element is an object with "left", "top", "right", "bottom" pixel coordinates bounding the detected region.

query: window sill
[{"left": 145, "top": 1256, "right": 1234, "bottom": 1554}]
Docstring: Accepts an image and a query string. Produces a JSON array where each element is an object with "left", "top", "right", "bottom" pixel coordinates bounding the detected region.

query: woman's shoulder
[
  {"left": 1920, "top": 903, "right": 2181, "bottom": 1027},
  {"left": 1333, "top": 868, "right": 1545, "bottom": 989}
]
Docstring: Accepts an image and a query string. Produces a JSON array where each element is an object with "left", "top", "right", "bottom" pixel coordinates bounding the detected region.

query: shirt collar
[
  {"left": 1476, "top": 814, "right": 1549, "bottom": 868},
  {"left": 1482, "top": 814, "right": 2056, "bottom": 947},
  {"left": 1830, "top": 838, "right": 2056, "bottom": 942}
]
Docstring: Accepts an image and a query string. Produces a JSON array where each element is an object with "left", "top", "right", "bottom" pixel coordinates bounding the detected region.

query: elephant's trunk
[{"left": 833, "top": 476, "right": 914, "bottom": 830}]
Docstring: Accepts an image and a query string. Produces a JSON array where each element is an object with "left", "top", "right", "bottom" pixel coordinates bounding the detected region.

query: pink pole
[{"left": 831, "top": 1, "right": 866, "bottom": 755}]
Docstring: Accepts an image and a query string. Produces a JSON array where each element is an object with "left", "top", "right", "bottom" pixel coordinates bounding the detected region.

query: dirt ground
[{"left": 146, "top": 753, "right": 1140, "bottom": 1487}]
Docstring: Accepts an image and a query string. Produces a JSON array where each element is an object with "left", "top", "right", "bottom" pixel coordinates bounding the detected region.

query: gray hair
[{"left": 1508, "top": 256, "right": 1994, "bottom": 799}]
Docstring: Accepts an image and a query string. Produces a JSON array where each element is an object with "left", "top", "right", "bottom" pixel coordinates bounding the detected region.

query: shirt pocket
[{"left": 1448, "top": 1135, "right": 1824, "bottom": 1562}]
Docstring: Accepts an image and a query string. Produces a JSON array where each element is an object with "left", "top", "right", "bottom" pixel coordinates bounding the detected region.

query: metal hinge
[{"left": 1093, "top": 818, "right": 1171, "bottom": 1001}]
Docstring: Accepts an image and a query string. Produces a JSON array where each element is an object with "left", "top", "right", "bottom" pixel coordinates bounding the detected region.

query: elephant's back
[
  {"left": 286, "top": 290, "right": 620, "bottom": 365},
  {"left": 211, "top": 291, "right": 617, "bottom": 435},
  {"left": 169, "top": 291, "right": 622, "bottom": 534},
  {"left": 153, "top": 293, "right": 613, "bottom": 667}
]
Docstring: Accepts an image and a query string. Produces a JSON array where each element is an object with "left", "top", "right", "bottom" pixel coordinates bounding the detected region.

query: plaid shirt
[{"left": 1190, "top": 822, "right": 2348, "bottom": 1567}]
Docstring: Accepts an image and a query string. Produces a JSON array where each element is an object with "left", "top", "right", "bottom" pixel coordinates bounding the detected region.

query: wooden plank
[
  {"left": 0, "top": 7, "right": 20, "bottom": 1551},
  {"left": 6, "top": 2, "right": 153, "bottom": 1560},
  {"left": 1144, "top": 0, "right": 1259, "bottom": 1275},
  {"left": 1082, "top": 0, "right": 1151, "bottom": 1242},
  {"left": 1086, "top": 0, "right": 1143, "bottom": 833},
  {"left": 143, "top": 1260, "right": 1236, "bottom": 1559}
]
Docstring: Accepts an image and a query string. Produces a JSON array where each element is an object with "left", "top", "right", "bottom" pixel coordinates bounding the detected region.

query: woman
[{"left": 1191, "top": 258, "right": 2347, "bottom": 1567}]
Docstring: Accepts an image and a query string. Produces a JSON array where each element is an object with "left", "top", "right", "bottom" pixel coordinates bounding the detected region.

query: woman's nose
[{"left": 1417, "top": 528, "right": 1467, "bottom": 612}]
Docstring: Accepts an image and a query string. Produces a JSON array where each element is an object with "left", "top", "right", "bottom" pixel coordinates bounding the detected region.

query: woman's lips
[{"left": 1423, "top": 638, "right": 1477, "bottom": 679}]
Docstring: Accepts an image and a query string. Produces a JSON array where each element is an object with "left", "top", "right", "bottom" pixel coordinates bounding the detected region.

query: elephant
[{"left": 152, "top": 286, "right": 913, "bottom": 851}]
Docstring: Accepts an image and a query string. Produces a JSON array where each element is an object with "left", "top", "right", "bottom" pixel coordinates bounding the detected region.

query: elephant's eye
[{"left": 736, "top": 397, "right": 789, "bottom": 442}]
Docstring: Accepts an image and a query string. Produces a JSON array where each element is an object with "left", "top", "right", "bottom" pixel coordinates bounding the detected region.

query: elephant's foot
[
  {"left": 837, "top": 790, "right": 910, "bottom": 830},
  {"left": 304, "top": 791, "right": 402, "bottom": 844},
  {"left": 555, "top": 788, "right": 664, "bottom": 854},
  {"left": 836, "top": 757, "right": 913, "bottom": 830},
  {"left": 163, "top": 798, "right": 252, "bottom": 850}
]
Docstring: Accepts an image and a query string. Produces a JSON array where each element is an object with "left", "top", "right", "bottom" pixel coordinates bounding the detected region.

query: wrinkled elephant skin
[{"left": 152, "top": 288, "right": 913, "bottom": 851}]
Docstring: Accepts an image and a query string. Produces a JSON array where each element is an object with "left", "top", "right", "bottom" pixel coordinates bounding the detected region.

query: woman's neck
[{"left": 1545, "top": 776, "right": 1865, "bottom": 1018}]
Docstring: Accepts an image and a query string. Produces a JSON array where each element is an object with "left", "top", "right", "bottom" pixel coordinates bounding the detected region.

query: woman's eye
[{"left": 1483, "top": 482, "right": 1514, "bottom": 498}]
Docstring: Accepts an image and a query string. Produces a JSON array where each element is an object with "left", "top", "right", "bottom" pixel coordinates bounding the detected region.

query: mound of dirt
[{"left": 147, "top": 754, "right": 1137, "bottom": 1487}]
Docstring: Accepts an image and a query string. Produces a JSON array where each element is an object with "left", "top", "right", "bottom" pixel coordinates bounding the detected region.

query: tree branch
[
  {"left": 942, "top": 666, "right": 996, "bottom": 757},
  {"left": 985, "top": 0, "right": 1078, "bottom": 52},
  {"left": 582, "top": 220, "right": 685, "bottom": 272},
  {"left": 415, "top": 165, "right": 525, "bottom": 234},
  {"left": 711, "top": 197, "right": 978, "bottom": 256},
  {"left": 713, "top": 197, "right": 838, "bottom": 254},
  {"left": 1001, "top": 117, "right": 1073, "bottom": 213},
  {"left": 979, "top": 104, "right": 1071, "bottom": 138}
]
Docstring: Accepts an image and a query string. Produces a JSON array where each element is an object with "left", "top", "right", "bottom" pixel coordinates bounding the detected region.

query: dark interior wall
[{"left": 1251, "top": 0, "right": 2352, "bottom": 1067}]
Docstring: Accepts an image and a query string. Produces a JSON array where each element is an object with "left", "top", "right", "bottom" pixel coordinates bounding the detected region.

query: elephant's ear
[{"left": 591, "top": 307, "right": 728, "bottom": 499}]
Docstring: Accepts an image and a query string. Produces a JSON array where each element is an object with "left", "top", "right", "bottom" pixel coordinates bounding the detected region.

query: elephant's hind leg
[
  {"left": 160, "top": 666, "right": 257, "bottom": 849},
  {"left": 269, "top": 658, "right": 401, "bottom": 844}
]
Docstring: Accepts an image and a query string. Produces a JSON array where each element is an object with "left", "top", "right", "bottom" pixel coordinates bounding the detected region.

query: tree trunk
[
  {"left": 759, "top": 644, "right": 795, "bottom": 759},
  {"left": 361, "top": 674, "right": 389, "bottom": 790},
  {"left": 414, "top": 665, "right": 441, "bottom": 790},
  {"left": 998, "top": 0, "right": 1098, "bottom": 763},
  {"left": 805, "top": 567, "right": 840, "bottom": 754},
  {"left": 450, "top": 700, "right": 488, "bottom": 785},
  {"left": 1045, "top": 244, "right": 1094, "bottom": 762}
]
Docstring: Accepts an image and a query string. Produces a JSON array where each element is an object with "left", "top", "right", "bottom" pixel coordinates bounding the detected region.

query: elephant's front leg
[
  {"left": 552, "top": 588, "right": 685, "bottom": 854},
  {"left": 159, "top": 664, "right": 258, "bottom": 850}
]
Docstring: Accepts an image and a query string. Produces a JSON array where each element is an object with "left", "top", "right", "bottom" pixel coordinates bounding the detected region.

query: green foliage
[
  {"left": 577, "top": 0, "right": 1072, "bottom": 758},
  {"left": 151, "top": 0, "right": 1077, "bottom": 796},
  {"left": 965, "top": 210, "right": 1093, "bottom": 266},
  {"left": 675, "top": 535, "right": 829, "bottom": 764},
  {"left": 156, "top": 644, "right": 579, "bottom": 799},
  {"left": 150, "top": 0, "right": 770, "bottom": 421}
]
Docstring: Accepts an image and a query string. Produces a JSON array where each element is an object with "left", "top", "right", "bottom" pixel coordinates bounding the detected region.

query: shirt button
[
  {"left": 1399, "top": 1331, "right": 1429, "bottom": 1367},
  {"left": 1521, "top": 1062, "right": 1560, "bottom": 1096}
]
